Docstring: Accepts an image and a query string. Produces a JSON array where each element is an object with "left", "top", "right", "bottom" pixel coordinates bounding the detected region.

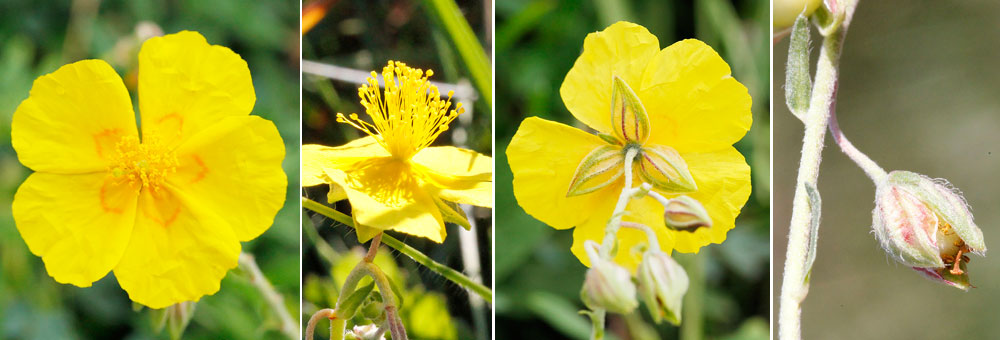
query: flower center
[
  {"left": 109, "top": 135, "right": 177, "bottom": 192},
  {"left": 337, "top": 61, "right": 464, "bottom": 160}
]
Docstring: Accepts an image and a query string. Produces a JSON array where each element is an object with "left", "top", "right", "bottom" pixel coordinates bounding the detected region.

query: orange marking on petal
[
  {"left": 145, "top": 190, "right": 182, "bottom": 228},
  {"left": 93, "top": 128, "right": 123, "bottom": 158},
  {"left": 99, "top": 179, "right": 124, "bottom": 214},
  {"left": 189, "top": 155, "right": 209, "bottom": 183},
  {"left": 155, "top": 112, "right": 185, "bottom": 140}
]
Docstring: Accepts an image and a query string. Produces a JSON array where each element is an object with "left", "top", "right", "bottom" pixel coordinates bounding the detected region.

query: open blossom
[
  {"left": 873, "top": 171, "right": 986, "bottom": 290},
  {"left": 507, "top": 21, "right": 752, "bottom": 270},
  {"left": 11, "top": 31, "right": 287, "bottom": 308},
  {"left": 303, "top": 61, "right": 492, "bottom": 243}
]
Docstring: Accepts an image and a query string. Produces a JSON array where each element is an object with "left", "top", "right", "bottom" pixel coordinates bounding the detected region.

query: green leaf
[
  {"left": 785, "top": 13, "right": 812, "bottom": 121},
  {"left": 803, "top": 183, "right": 822, "bottom": 283},
  {"left": 420, "top": 0, "right": 492, "bottom": 110},
  {"left": 338, "top": 281, "right": 375, "bottom": 320}
]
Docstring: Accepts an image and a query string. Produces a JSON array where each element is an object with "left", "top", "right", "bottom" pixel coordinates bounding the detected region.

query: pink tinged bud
[
  {"left": 581, "top": 257, "right": 639, "bottom": 314},
  {"left": 663, "top": 196, "right": 712, "bottom": 232},
  {"left": 636, "top": 251, "right": 689, "bottom": 325},
  {"left": 873, "top": 171, "right": 985, "bottom": 290}
]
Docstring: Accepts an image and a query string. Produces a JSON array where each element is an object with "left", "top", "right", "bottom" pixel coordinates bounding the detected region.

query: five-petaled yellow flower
[
  {"left": 507, "top": 22, "right": 752, "bottom": 271},
  {"left": 11, "top": 31, "right": 287, "bottom": 308},
  {"left": 303, "top": 61, "right": 492, "bottom": 243}
]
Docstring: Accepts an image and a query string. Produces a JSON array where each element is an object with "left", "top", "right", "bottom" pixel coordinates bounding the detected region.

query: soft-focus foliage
[
  {"left": 496, "top": 0, "right": 769, "bottom": 338},
  {"left": 0, "top": 1, "right": 299, "bottom": 338}
]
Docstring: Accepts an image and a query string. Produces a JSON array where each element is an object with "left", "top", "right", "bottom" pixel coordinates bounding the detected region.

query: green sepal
[
  {"left": 566, "top": 145, "right": 625, "bottom": 197},
  {"left": 433, "top": 196, "right": 472, "bottom": 230},
  {"left": 637, "top": 145, "right": 697, "bottom": 193},
  {"left": 610, "top": 76, "right": 650, "bottom": 144},
  {"left": 598, "top": 132, "right": 622, "bottom": 146}
]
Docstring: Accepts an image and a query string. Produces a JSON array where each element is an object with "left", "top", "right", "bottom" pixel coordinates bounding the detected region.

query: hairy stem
[
  {"left": 302, "top": 197, "right": 493, "bottom": 303},
  {"left": 237, "top": 253, "right": 297, "bottom": 339},
  {"left": 779, "top": 2, "right": 860, "bottom": 340},
  {"left": 829, "top": 107, "right": 887, "bottom": 182}
]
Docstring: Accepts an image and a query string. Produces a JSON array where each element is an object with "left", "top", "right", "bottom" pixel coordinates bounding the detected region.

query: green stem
[
  {"left": 779, "top": 2, "right": 860, "bottom": 340},
  {"left": 237, "top": 253, "right": 297, "bottom": 339},
  {"left": 302, "top": 197, "right": 493, "bottom": 303},
  {"left": 420, "top": 0, "right": 492, "bottom": 110},
  {"left": 599, "top": 147, "right": 640, "bottom": 257},
  {"left": 679, "top": 253, "right": 704, "bottom": 340}
]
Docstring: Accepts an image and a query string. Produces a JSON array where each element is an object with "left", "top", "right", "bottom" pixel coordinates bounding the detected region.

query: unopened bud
[
  {"left": 345, "top": 324, "right": 384, "bottom": 340},
  {"left": 663, "top": 196, "right": 712, "bottom": 232},
  {"left": 581, "top": 256, "right": 638, "bottom": 314},
  {"left": 873, "top": 171, "right": 985, "bottom": 290},
  {"left": 360, "top": 293, "right": 387, "bottom": 325},
  {"left": 636, "top": 251, "right": 689, "bottom": 325}
]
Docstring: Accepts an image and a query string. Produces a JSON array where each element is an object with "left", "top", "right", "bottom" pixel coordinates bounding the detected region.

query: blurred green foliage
[
  {"left": 495, "top": 0, "right": 769, "bottom": 339},
  {"left": 0, "top": 0, "right": 299, "bottom": 339},
  {"left": 300, "top": 0, "right": 491, "bottom": 339},
  {"left": 773, "top": 1, "right": 1000, "bottom": 339}
]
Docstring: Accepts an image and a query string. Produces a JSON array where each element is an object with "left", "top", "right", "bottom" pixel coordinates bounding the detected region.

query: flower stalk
[
  {"left": 238, "top": 253, "right": 298, "bottom": 339},
  {"left": 778, "top": 1, "right": 861, "bottom": 339}
]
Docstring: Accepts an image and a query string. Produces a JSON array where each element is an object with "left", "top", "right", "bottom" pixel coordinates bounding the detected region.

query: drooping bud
[
  {"left": 360, "top": 293, "right": 387, "bottom": 325},
  {"left": 581, "top": 243, "right": 638, "bottom": 314},
  {"left": 663, "top": 196, "right": 712, "bottom": 232},
  {"left": 566, "top": 145, "right": 625, "bottom": 197},
  {"left": 637, "top": 145, "right": 697, "bottom": 193},
  {"left": 610, "top": 76, "right": 650, "bottom": 144},
  {"left": 636, "top": 251, "right": 689, "bottom": 325},
  {"left": 873, "top": 170, "right": 985, "bottom": 290}
]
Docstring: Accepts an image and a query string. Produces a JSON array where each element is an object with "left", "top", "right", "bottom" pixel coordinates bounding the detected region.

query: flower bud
[
  {"left": 774, "top": 0, "right": 822, "bottom": 30},
  {"left": 360, "top": 293, "right": 387, "bottom": 325},
  {"left": 581, "top": 256, "right": 638, "bottom": 314},
  {"left": 636, "top": 251, "right": 689, "bottom": 325},
  {"left": 345, "top": 324, "right": 384, "bottom": 340},
  {"left": 663, "top": 196, "right": 712, "bottom": 232},
  {"left": 873, "top": 171, "right": 986, "bottom": 290}
]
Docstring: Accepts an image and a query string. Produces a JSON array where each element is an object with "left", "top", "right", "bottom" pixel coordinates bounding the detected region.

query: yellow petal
[
  {"left": 570, "top": 190, "right": 677, "bottom": 272},
  {"left": 170, "top": 116, "right": 286, "bottom": 242},
  {"left": 302, "top": 136, "right": 388, "bottom": 187},
  {"left": 12, "top": 59, "right": 138, "bottom": 173},
  {"left": 638, "top": 39, "right": 752, "bottom": 153},
  {"left": 113, "top": 188, "right": 240, "bottom": 309},
  {"left": 412, "top": 146, "right": 493, "bottom": 208},
  {"left": 507, "top": 117, "right": 612, "bottom": 230},
  {"left": 560, "top": 21, "right": 660, "bottom": 134},
  {"left": 138, "top": 31, "right": 255, "bottom": 147},
  {"left": 12, "top": 172, "right": 138, "bottom": 287},
  {"left": 327, "top": 157, "right": 446, "bottom": 243},
  {"left": 670, "top": 147, "right": 752, "bottom": 253}
]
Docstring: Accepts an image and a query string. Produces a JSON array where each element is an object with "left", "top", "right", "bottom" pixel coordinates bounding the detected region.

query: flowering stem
[
  {"left": 679, "top": 253, "right": 704, "bottom": 340},
  {"left": 599, "top": 147, "right": 640, "bottom": 257},
  {"left": 237, "top": 253, "right": 297, "bottom": 339},
  {"left": 302, "top": 197, "right": 493, "bottom": 303},
  {"left": 779, "top": 2, "right": 860, "bottom": 340},
  {"left": 619, "top": 221, "right": 660, "bottom": 251},
  {"left": 828, "top": 108, "right": 887, "bottom": 182}
]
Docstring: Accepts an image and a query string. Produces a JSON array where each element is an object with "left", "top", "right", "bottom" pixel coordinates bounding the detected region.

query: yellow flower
[
  {"left": 507, "top": 22, "right": 752, "bottom": 271},
  {"left": 303, "top": 61, "right": 492, "bottom": 243},
  {"left": 11, "top": 31, "right": 287, "bottom": 309}
]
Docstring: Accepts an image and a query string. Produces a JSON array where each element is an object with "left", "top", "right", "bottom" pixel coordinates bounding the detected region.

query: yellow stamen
[
  {"left": 109, "top": 135, "right": 178, "bottom": 192},
  {"left": 337, "top": 61, "right": 464, "bottom": 160}
]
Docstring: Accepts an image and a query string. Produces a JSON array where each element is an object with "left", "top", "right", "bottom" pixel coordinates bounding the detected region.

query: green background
[
  {"left": 0, "top": 0, "right": 300, "bottom": 339},
  {"left": 773, "top": 1, "right": 1000, "bottom": 338},
  {"left": 495, "top": 0, "right": 770, "bottom": 339}
]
